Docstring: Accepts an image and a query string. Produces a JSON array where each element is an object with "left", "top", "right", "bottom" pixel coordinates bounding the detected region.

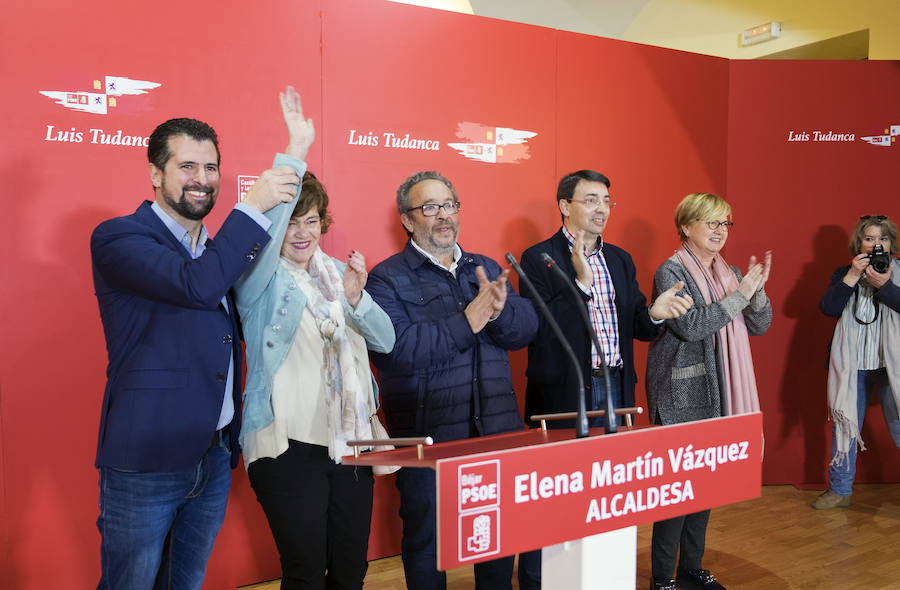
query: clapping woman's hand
[
  {"left": 737, "top": 259, "right": 764, "bottom": 299},
  {"left": 747, "top": 250, "right": 772, "bottom": 292}
]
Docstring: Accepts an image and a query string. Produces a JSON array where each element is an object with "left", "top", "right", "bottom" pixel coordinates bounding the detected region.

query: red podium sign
[
  {"left": 344, "top": 413, "right": 762, "bottom": 571},
  {"left": 435, "top": 413, "right": 761, "bottom": 570}
]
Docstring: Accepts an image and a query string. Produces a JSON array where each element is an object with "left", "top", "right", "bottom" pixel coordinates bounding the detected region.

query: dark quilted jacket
[{"left": 367, "top": 241, "right": 538, "bottom": 442}]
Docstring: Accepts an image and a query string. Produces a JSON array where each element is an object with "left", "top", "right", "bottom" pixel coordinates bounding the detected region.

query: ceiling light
[{"left": 741, "top": 22, "right": 782, "bottom": 46}]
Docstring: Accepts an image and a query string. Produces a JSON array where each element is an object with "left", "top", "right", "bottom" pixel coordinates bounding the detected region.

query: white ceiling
[{"left": 469, "top": 0, "right": 652, "bottom": 39}]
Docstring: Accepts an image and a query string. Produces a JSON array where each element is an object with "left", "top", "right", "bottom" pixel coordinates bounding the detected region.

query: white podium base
[{"left": 541, "top": 526, "right": 637, "bottom": 590}]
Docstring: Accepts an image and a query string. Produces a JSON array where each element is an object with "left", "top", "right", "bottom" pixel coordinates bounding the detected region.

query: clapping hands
[
  {"left": 738, "top": 251, "right": 772, "bottom": 299},
  {"left": 465, "top": 266, "right": 509, "bottom": 334}
]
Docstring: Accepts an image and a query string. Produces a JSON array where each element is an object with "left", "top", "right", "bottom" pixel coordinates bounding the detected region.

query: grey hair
[{"left": 396, "top": 171, "right": 458, "bottom": 214}]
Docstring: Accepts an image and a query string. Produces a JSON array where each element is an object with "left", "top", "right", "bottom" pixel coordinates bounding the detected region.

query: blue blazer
[
  {"left": 91, "top": 201, "right": 270, "bottom": 471},
  {"left": 520, "top": 229, "right": 661, "bottom": 424}
]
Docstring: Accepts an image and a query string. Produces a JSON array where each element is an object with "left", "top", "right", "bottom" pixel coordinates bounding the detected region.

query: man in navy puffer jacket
[{"left": 368, "top": 171, "right": 537, "bottom": 590}]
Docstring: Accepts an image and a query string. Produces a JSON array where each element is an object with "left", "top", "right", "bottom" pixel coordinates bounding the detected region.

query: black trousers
[
  {"left": 650, "top": 509, "right": 711, "bottom": 581},
  {"left": 248, "top": 440, "right": 374, "bottom": 590}
]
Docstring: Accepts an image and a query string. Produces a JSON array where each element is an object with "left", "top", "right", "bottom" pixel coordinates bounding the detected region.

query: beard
[
  {"left": 413, "top": 219, "right": 459, "bottom": 257},
  {"left": 162, "top": 183, "right": 218, "bottom": 221}
]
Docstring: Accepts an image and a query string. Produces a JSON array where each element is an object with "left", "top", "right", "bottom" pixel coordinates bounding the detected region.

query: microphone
[
  {"left": 506, "top": 253, "right": 589, "bottom": 438},
  {"left": 540, "top": 252, "right": 617, "bottom": 434}
]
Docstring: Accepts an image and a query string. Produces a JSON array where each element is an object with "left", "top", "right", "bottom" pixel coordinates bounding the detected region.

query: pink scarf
[{"left": 676, "top": 245, "right": 760, "bottom": 416}]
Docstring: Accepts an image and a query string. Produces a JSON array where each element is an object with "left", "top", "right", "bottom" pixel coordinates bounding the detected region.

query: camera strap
[{"left": 853, "top": 286, "right": 880, "bottom": 325}]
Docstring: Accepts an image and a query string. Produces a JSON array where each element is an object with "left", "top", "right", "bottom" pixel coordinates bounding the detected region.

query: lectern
[{"left": 345, "top": 412, "right": 762, "bottom": 589}]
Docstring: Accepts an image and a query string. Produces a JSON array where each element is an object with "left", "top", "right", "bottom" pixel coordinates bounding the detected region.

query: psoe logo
[
  {"left": 40, "top": 76, "right": 161, "bottom": 115},
  {"left": 458, "top": 459, "right": 500, "bottom": 513},
  {"left": 860, "top": 125, "right": 900, "bottom": 146},
  {"left": 449, "top": 122, "right": 536, "bottom": 164},
  {"left": 458, "top": 508, "right": 500, "bottom": 561}
]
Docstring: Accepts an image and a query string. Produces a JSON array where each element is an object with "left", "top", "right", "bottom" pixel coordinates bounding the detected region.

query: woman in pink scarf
[{"left": 645, "top": 193, "right": 772, "bottom": 590}]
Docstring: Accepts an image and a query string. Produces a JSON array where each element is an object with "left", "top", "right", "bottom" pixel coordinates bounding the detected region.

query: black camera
[{"left": 866, "top": 244, "right": 891, "bottom": 274}]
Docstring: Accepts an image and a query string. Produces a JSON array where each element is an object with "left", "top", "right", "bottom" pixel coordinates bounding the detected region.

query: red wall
[
  {"left": 726, "top": 60, "right": 900, "bottom": 485},
  {"left": 0, "top": 0, "right": 896, "bottom": 587}
]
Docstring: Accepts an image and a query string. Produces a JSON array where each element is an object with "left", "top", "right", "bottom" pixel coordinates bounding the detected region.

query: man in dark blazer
[
  {"left": 521, "top": 170, "right": 692, "bottom": 424},
  {"left": 90, "top": 117, "right": 301, "bottom": 590},
  {"left": 516, "top": 170, "right": 691, "bottom": 588}
]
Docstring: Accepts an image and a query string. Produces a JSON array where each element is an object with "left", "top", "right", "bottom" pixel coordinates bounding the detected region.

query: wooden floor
[{"left": 240, "top": 484, "right": 899, "bottom": 589}]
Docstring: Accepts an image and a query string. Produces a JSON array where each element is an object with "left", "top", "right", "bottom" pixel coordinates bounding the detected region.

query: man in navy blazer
[
  {"left": 91, "top": 117, "right": 300, "bottom": 589},
  {"left": 516, "top": 170, "right": 690, "bottom": 588}
]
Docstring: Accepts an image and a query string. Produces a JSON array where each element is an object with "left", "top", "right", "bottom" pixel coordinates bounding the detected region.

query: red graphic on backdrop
[
  {"left": 237, "top": 175, "right": 259, "bottom": 203},
  {"left": 40, "top": 75, "right": 160, "bottom": 115},
  {"left": 860, "top": 124, "right": 899, "bottom": 146},
  {"left": 448, "top": 122, "right": 536, "bottom": 164}
]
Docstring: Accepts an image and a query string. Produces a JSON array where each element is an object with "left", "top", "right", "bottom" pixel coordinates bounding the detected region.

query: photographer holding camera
[{"left": 813, "top": 215, "right": 900, "bottom": 509}]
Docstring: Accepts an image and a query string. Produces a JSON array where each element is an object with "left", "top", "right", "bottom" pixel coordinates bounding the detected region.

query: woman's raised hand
[{"left": 279, "top": 85, "right": 315, "bottom": 161}]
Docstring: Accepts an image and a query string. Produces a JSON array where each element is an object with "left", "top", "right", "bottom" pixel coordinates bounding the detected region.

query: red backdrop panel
[
  {"left": 318, "top": 0, "right": 558, "bottom": 422},
  {"left": 0, "top": 1, "right": 323, "bottom": 588},
  {"left": 555, "top": 35, "right": 731, "bottom": 419},
  {"left": 1, "top": 0, "right": 898, "bottom": 587},
  {"left": 727, "top": 60, "right": 900, "bottom": 486}
]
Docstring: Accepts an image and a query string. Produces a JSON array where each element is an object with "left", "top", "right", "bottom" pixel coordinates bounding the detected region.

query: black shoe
[
  {"left": 677, "top": 568, "right": 725, "bottom": 590},
  {"left": 651, "top": 579, "right": 678, "bottom": 590}
]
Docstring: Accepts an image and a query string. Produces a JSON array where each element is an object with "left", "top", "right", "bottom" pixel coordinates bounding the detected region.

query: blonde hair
[
  {"left": 674, "top": 192, "right": 732, "bottom": 241},
  {"left": 850, "top": 215, "right": 898, "bottom": 256}
]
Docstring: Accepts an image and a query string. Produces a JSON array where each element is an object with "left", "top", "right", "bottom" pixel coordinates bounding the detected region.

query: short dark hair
[
  {"left": 396, "top": 171, "right": 457, "bottom": 214},
  {"left": 147, "top": 118, "right": 220, "bottom": 170},
  {"left": 850, "top": 215, "right": 898, "bottom": 256},
  {"left": 556, "top": 170, "right": 610, "bottom": 203},
  {"left": 556, "top": 170, "right": 610, "bottom": 221},
  {"left": 292, "top": 171, "right": 333, "bottom": 233}
]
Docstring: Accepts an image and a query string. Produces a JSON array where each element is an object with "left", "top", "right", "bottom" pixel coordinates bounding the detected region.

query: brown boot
[{"left": 811, "top": 490, "right": 850, "bottom": 509}]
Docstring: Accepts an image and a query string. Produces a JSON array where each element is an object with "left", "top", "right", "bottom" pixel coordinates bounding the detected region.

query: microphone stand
[
  {"left": 506, "top": 253, "right": 589, "bottom": 438},
  {"left": 540, "top": 252, "right": 617, "bottom": 434}
]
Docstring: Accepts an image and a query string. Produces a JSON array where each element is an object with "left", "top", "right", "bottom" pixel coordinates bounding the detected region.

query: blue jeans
[
  {"left": 96, "top": 439, "right": 231, "bottom": 590},
  {"left": 589, "top": 372, "right": 624, "bottom": 428},
  {"left": 396, "top": 467, "right": 514, "bottom": 590},
  {"left": 828, "top": 368, "right": 900, "bottom": 496}
]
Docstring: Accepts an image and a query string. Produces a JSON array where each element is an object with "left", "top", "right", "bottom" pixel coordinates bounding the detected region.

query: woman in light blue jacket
[{"left": 233, "top": 87, "right": 395, "bottom": 590}]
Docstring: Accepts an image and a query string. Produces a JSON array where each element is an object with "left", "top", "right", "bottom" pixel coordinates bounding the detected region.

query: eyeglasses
[
  {"left": 406, "top": 202, "right": 461, "bottom": 217},
  {"left": 566, "top": 197, "right": 616, "bottom": 209},
  {"left": 703, "top": 220, "right": 734, "bottom": 231},
  {"left": 860, "top": 215, "right": 887, "bottom": 221}
]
